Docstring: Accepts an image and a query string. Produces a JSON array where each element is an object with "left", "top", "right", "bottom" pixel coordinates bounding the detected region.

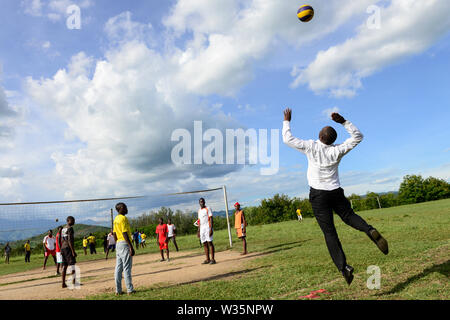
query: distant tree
[
  {"left": 379, "top": 192, "right": 399, "bottom": 208},
  {"left": 398, "top": 175, "right": 426, "bottom": 204},
  {"left": 422, "top": 177, "right": 450, "bottom": 201}
]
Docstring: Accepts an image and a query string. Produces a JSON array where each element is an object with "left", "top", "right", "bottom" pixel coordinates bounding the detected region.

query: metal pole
[
  {"left": 222, "top": 185, "right": 233, "bottom": 248},
  {"left": 376, "top": 197, "right": 382, "bottom": 209},
  {"left": 350, "top": 199, "right": 353, "bottom": 209},
  {"left": 110, "top": 208, "right": 114, "bottom": 231}
]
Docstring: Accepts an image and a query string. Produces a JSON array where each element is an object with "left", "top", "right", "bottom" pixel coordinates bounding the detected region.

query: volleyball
[
  {"left": 55, "top": 218, "right": 59, "bottom": 222},
  {"left": 297, "top": 4, "right": 314, "bottom": 22}
]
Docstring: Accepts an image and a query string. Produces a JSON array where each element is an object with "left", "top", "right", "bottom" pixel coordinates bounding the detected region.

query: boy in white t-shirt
[
  {"left": 167, "top": 218, "right": 179, "bottom": 252},
  {"left": 197, "top": 198, "right": 215, "bottom": 265},
  {"left": 42, "top": 230, "right": 57, "bottom": 271}
]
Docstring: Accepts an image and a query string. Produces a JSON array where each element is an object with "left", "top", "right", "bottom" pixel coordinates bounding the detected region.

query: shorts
[
  {"left": 236, "top": 228, "right": 246, "bottom": 238},
  {"left": 159, "top": 240, "right": 168, "bottom": 250},
  {"left": 61, "top": 247, "right": 76, "bottom": 266},
  {"left": 200, "top": 227, "right": 213, "bottom": 244},
  {"left": 45, "top": 249, "right": 56, "bottom": 257},
  {"left": 108, "top": 244, "right": 116, "bottom": 250},
  {"left": 56, "top": 251, "right": 63, "bottom": 263}
]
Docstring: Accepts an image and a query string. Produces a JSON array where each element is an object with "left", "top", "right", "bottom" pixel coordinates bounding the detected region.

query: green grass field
[{"left": 1, "top": 199, "right": 449, "bottom": 299}]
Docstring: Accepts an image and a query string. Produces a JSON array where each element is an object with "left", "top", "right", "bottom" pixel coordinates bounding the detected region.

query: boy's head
[
  {"left": 199, "top": 198, "right": 206, "bottom": 208},
  {"left": 319, "top": 126, "right": 337, "bottom": 145},
  {"left": 115, "top": 202, "right": 128, "bottom": 215},
  {"left": 27, "top": 240, "right": 30, "bottom": 243},
  {"left": 234, "top": 202, "right": 240, "bottom": 210},
  {"left": 48, "top": 230, "right": 53, "bottom": 236},
  {"left": 66, "top": 216, "right": 75, "bottom": 226},
  {"left": 159, "top": 217, "right": 164, "bottom": 225},
  {"left": 168, "top": 218, "right": 172, "bottom": 224}
]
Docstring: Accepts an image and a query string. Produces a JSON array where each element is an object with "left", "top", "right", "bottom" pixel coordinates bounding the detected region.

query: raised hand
[
  {"left": 284, "top": 108, "right": 292, "bottom": 122},
  {"left": 331, "top": 113, "right": 346, "bottom": 124}
]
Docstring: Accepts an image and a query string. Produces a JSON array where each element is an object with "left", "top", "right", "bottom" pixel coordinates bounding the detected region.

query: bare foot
[{"left": 62, "top": 283, "right": 67, "bottom": 288}]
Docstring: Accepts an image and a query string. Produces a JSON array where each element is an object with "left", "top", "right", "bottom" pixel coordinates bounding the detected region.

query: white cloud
[
  {"left": 322, "top": 106, "right": 340, "bottom": 119},
  {"left": 25, "top": 37, "right": 241, "bottom": 199},
  {"left": 23, "top": 0, "right": 93, "bottom": 22},
  {"left": 104, "top": 11, "right": 154, "bottom": 45},
  {"left": 22, "top": 0, "right": 43, "bottom": 17},
  {"left": 292, "top": 0, "right": 450, "bottom": 97},
  {"left": 164, "top": 0, "right": 376, "bottom": 96}
]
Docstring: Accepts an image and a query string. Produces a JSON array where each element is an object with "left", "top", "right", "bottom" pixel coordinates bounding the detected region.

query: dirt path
[{"left": 0, "top": 250, "right": 259, "bottom": 300}]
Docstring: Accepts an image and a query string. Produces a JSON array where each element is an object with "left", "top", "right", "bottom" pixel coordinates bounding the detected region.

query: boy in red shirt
[
  {"left": 55, "top": 226, "right": 63, "bottom": 275},
  {"left": 155, "top": 218, "right": 169, "bottom": 262}
]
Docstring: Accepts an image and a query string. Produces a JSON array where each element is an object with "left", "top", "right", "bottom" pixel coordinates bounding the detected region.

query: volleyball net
[{"left": 0, "top": 186, "right": 233, "bottom": 247}]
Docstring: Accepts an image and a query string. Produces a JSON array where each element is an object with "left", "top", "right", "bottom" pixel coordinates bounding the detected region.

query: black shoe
[
  {"left": 342, "top": 265, "right": 354, "bottom": 285},
  {"left": 368, "top": 228, "right": 389, "bottom": 255}
]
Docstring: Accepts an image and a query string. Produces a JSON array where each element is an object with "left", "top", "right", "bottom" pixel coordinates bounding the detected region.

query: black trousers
[
  {"left": 25, "top": 251, "right": 31, "bottom": 262},
  {"left": 309, "top": 187, "right": 372, "bottom": 272}
]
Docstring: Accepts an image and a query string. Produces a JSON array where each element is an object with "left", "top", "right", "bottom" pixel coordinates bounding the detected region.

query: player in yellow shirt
[
  {"left": 87, "top": 234, "right": 97, "bottom": 254},
  {"left": 296, "top": 209, "right": 303, "bottom": 222},
  {"left": 140, "top": 232, "right": 147, "bottom": 248},
  {"left": 24, "top": 240, "right": 31, "bottom": 263},
  {"left": 82, "top": 237, "right": 88, "bottom": 255},
  {"left": 113, "top": 202, "right": 135, "bottom": 295}
]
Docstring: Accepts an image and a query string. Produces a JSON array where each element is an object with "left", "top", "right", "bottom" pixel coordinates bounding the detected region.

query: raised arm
[
  {"left": 331, "top": 113, "right": 364, "bottom": 156},
  {"left": 282, "top": 108, "right": 312, "bottom": 153}
]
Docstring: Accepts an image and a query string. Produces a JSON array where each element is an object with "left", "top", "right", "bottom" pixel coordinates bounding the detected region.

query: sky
[{"left": 1, "top": 0, "right": 450, "bottom": 217}]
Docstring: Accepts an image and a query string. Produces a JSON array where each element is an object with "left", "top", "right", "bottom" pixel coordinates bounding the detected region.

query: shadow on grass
[
  {"left": 378, "top": 260, "right": 449, "bottom": 296},
  {"left": 260, "top": 239, "right": 312, "bottom": 254}
]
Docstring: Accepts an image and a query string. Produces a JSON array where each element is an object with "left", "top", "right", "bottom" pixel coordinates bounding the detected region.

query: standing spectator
[
  {"left": 24, "top": 240, "right": 31, "bottom": 263},
  {"left": 140, "top": 232, "right": 147, "bottom": 248},
  {"left": 234, "top": 202, "right": 248, "bottom": 255},
  {"left": 156, "top": 218, "right": 169, "bottom": 262},
  {"left": 113, "top": 202, "right": 135, "bottom": 295},
  {"left": 133, "top": 229, "right": 140, "bottom": 250},
  {"left": 4, "top": 243, "right": 11, "bottom": 264},
  {"left": 103, "top": 234, "right": 108, "bottom": 253},
  {"left": 43, "top": 230, "right": 58, "bottom": 271},
  {"left": 61, "top": 216, "right": 77, "bottom": 289},
  {"left": 167, "top": 218, "right": 179, "bottom": 252},
  {"left": 297, "top": 208, "right": 303, "bottom": 222},
  {"left": 55, "top": 226, "right": 63, "bottom": 275},
  {"left": 82, "top": 237, "right": 88, "bottom": 255},
  {"left": 105, "top": 230, "right": 116, "bottom": 260},
  {"left": 197, "top": 198, "right": 216, "bottom": 265},
  {"left": 87, "top": 233, "right": 97, "bottom": 254}
]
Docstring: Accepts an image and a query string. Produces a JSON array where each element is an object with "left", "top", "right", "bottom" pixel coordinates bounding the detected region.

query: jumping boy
[{"left": 282, "top": 108, "right": 388, "bottom": 285}]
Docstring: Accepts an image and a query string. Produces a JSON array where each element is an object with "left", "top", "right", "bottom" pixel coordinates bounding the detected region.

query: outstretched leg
[
  {"left": 310, "top": 189, "right": 347, "bottom": 272},
  {"left": 332, "top": 188, "right": 388, "bottom": 254}
]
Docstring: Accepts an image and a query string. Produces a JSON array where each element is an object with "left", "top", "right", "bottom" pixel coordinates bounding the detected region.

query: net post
[
  {"left": 110, "top": 208, "right": 114, "bottom": 231},
  {"left": 376, "top": 197, "right": 382, "bottom": 209},
  {"left": 222, "top": 185, "right": 233, "bottom": 248}
]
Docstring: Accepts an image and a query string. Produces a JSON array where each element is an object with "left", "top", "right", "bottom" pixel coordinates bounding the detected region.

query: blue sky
[{"left": 0, "top": 0, "right": 449, "bottom": 217}]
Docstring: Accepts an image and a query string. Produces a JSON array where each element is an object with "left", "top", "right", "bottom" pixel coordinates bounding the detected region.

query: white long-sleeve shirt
[{"left": 282, "top": 120, "right": 363, "bottom": 191}]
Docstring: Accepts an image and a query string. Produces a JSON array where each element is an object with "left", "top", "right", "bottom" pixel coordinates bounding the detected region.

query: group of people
[
  {"left": 132, "top": 230, "right": 147, "bottom": 249},
  {"left": 111, "top": 198, "right": 248, "bottom": 295},
  {"left": 6, "top": 110, "right": 389, "bottom": 289}
]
